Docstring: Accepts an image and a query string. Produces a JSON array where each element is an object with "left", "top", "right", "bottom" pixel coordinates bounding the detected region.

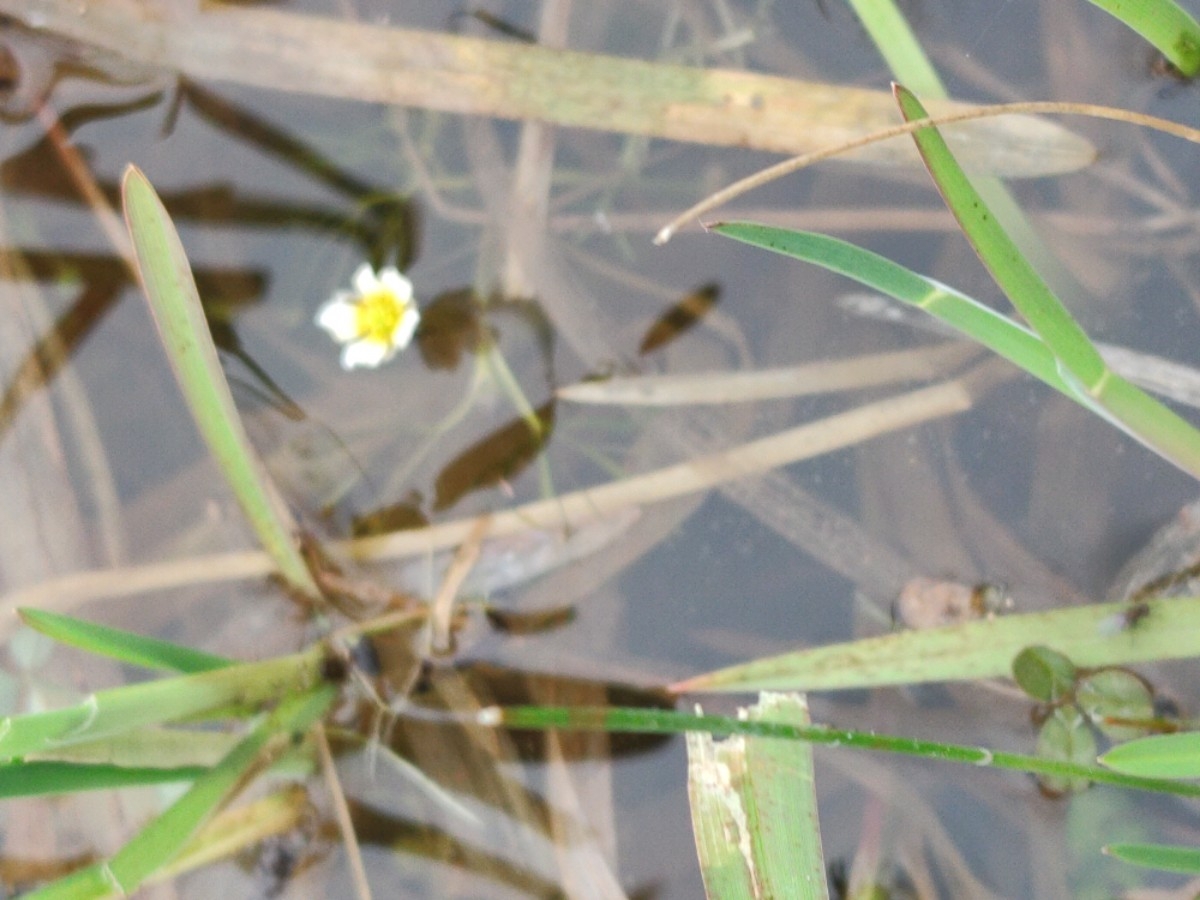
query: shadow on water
[{"left": 3, "top": 1, "right": 1200, "bottom": 897}]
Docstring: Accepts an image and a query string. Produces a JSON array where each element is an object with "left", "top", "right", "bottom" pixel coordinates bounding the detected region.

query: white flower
[{"left": 315, "top": 263, "right": 420, "bottom": 370}]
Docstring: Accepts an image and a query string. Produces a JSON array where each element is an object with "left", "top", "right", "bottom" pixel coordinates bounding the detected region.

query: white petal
[
  {"left": 378, "top": 267, "right": 413, "bottom": 302},
  {"left": 340, "top": 339, "right": 391, "bottom": 370},
  {"left": 390, "top": 305, "right": 420, "bottom": 349},
  {"left": 315, "top": 298, "right": 360, "bottom": 342},
  {"left": 352, "top": 263, "right": 380, "bottom": 296}
]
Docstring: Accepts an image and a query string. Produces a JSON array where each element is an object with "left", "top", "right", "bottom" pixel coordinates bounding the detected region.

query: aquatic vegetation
[{"left": 314, "top": 263, "right": 420, "bottom": 370}]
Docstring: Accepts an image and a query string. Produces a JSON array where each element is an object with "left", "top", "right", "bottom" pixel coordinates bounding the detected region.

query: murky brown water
[{"left": 2, "top": 0, "right": 1200, "bottom": 896}]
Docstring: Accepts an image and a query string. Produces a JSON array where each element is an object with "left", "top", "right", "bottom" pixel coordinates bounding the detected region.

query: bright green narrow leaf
[
  {"left": 893, "top": 86, "right": 1200, "bottom": 480},
  {"left": 670, "top": 596, "right": 1200, "bottom": 695},
  {"left": 120, "top": 165, "right": 320, "bottom": 599},
  {"left": 712, "top": 224, "right": 1077, "bottom": 401},
  {"left": 1012, "top": 645, "right": 1077, "bottom": 702},
  {"left": 488, "top": 704, "right": 1200, "bottom": 799},
  {"left": 19, "top": 609, "right": 232, "bottom": 674},
  {"left": 1101, "top": 730, "right": 1200, "bottom": 779},
  {"left": 1105, "top": 842, "right": 1200, "bottom": 874},
  {"left": 1084, "top": 0, "right": 1200, "bottom": 75},
  {"left": 24, "top": 685, "right": 335, "bottom": 899},
  {"left": 686, "top": 693, "right": 827, "bottom": 900},
  {"left": 0, "top": 760, "right": 203, "bottom": 798}
]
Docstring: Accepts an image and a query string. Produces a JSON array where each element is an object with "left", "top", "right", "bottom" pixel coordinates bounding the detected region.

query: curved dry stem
[{"left": 655, "top": 99, "right": 1200, "bottom": 244}]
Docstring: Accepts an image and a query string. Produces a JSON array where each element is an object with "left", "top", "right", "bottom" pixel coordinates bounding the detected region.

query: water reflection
[{"left": 3, "top": 1, "right": 1200, "bottom": 897}]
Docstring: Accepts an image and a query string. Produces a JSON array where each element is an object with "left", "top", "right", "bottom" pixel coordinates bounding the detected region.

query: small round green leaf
[
  {"left": 1013, "top": 645, "right": 1077, "bottom": 702},
  {"left": 1076, "top": 669, "right": 1154, "bottom": 741},
  {"left": 1036, "top": 708, "right": 1096, "bottom": 795}
]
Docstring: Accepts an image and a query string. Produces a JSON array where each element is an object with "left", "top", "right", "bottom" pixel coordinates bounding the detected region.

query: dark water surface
[{"left": 2, "top": 0, "right": 1200, "bottom": 896}]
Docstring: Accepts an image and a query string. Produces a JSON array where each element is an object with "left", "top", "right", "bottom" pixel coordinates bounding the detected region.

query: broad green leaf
[
  {"left": 19, "top": 609, "right": 232, "bottom": 674},
  {"left": 1101, "top": 731, "right": 1200, "bottom": 779},
  {"left": 671, "top": 596, "right": 1200, "bottom": 694},
  {"left": 686, "top": 693, "right": 827, "bottom": 900}
]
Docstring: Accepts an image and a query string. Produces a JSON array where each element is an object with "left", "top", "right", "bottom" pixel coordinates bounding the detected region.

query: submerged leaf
[
  {"left": 1035, "top": 708, "right": 1096, "bottom": 796},
  {"left": 638, "top": 281, "right": 720, "bottom": 355},
  {"left": 433, "top": 401, "right": 556, "bottom": 511},
  {"left": 416, "top": 288, "right": 492, "bottom": 370},
  {"left": 1076, "top": 669, "right": 1155, "bottom": 741}
]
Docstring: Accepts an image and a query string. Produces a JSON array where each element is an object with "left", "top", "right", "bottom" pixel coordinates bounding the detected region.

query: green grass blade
[
  {"left": 120, "top": 165, "right": 320, "bottom": 599},
  {"left": 844, "top": 0, "right": 945, "bottom": 97},
  {"left": 0, "top": 646, "right": 325, "bottom": 760},
  {"left": 893, "top": 85, "right": 1200, "bottom": 479},
  {"left": 1104, "top": 842, "right": 1200, "bottom": 874},
  {"left": 687, "top": 693, "right": 827, "bottom": 900},
  {"left": 29, "top": 727, "right": 241, "bottom": 768},
  {"left": 487, "top": 705, "right": 1200, "bottom": 799},
  {"left": 1084, "top": 0, "right": 1200, "bottom": 75},
  {"left": 0, "top": 760, "right": 204, "bottom": 798},
  {"left": 669, "top": 596, "right": 1200, "bottom": 694},
  {"left": 24, "top": 685, "right": 335, "bottom": 899},
  {"left": 19, "top": 608, "right": 232, "bottom": 674},
  {"left": 1101, "top": 730, "right": 1200, "bottom": 779},
  {"left": 895, "top": 88, "right": 1106, "bottom": 380},
  {"left": 712, "top": 223, "right": 1074, "bottom": 394}
]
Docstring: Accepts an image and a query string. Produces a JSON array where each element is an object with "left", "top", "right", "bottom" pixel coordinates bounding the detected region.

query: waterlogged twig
[
  {"left": 557, "top": 342, "right": 979, "bottom": 406},
  {"left": 2, "top": 367, "right": 998, "bottom": 622},
  {"left": 3, "top": 0, "right": 1090, "bottom": 177}
]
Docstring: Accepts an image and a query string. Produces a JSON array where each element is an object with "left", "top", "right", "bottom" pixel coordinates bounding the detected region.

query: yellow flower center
[{"left": 353, "top": 290, "right": 406, "bottom": 344}]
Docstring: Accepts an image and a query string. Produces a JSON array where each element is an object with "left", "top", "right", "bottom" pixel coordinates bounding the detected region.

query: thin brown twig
[{"left": 314, "top": 724, "right": 372, "bottom": 900}]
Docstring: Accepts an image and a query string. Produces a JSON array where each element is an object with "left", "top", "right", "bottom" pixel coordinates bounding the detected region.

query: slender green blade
[
  {"left": 894, "top": 87, "right": 1106, "bottom": 385},
  {"left": 120, "top": 165, "right": 319, "bottom": 598},
  {"left": 893, "top": 85, "right": 1200, "bottom": 480},
  {"left": 1084, "top": 0, "right": 1200, "bottom": 75},
  {"left": 0, "top": 760, "right": 203, "bottom": 798},
  {"left": 29, "top": 727, "right": 241, "bottom": 768},
  {"left": 23, "top": 686, "right": 335, "bottom": 899},
  {"left": 1101, "top": 730, "right": 1200, "bottom": 779},
  {"left": 0, "top": 646, "right": 324, "bottom": 760},
  {"left": 491, "top": 705, "right": 1200, "bottom": 799},
  {"left": 712, "top": 223, "right": 1071, "bottom": 394},
  {"left": 845, "top": 0, "right": 945, "bottom": 97},
  {"left": 1105, "top": 842, "right": 1200, "bottom": 873},
  {"left": 671, "top": 596, "right": 1200, "bottom": 693},
  {"left": 687, "top": 693, "right": 827, "bottom": 900},
  {"left": 19, "top": 608, "right": 232, "bottom": 674}
]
